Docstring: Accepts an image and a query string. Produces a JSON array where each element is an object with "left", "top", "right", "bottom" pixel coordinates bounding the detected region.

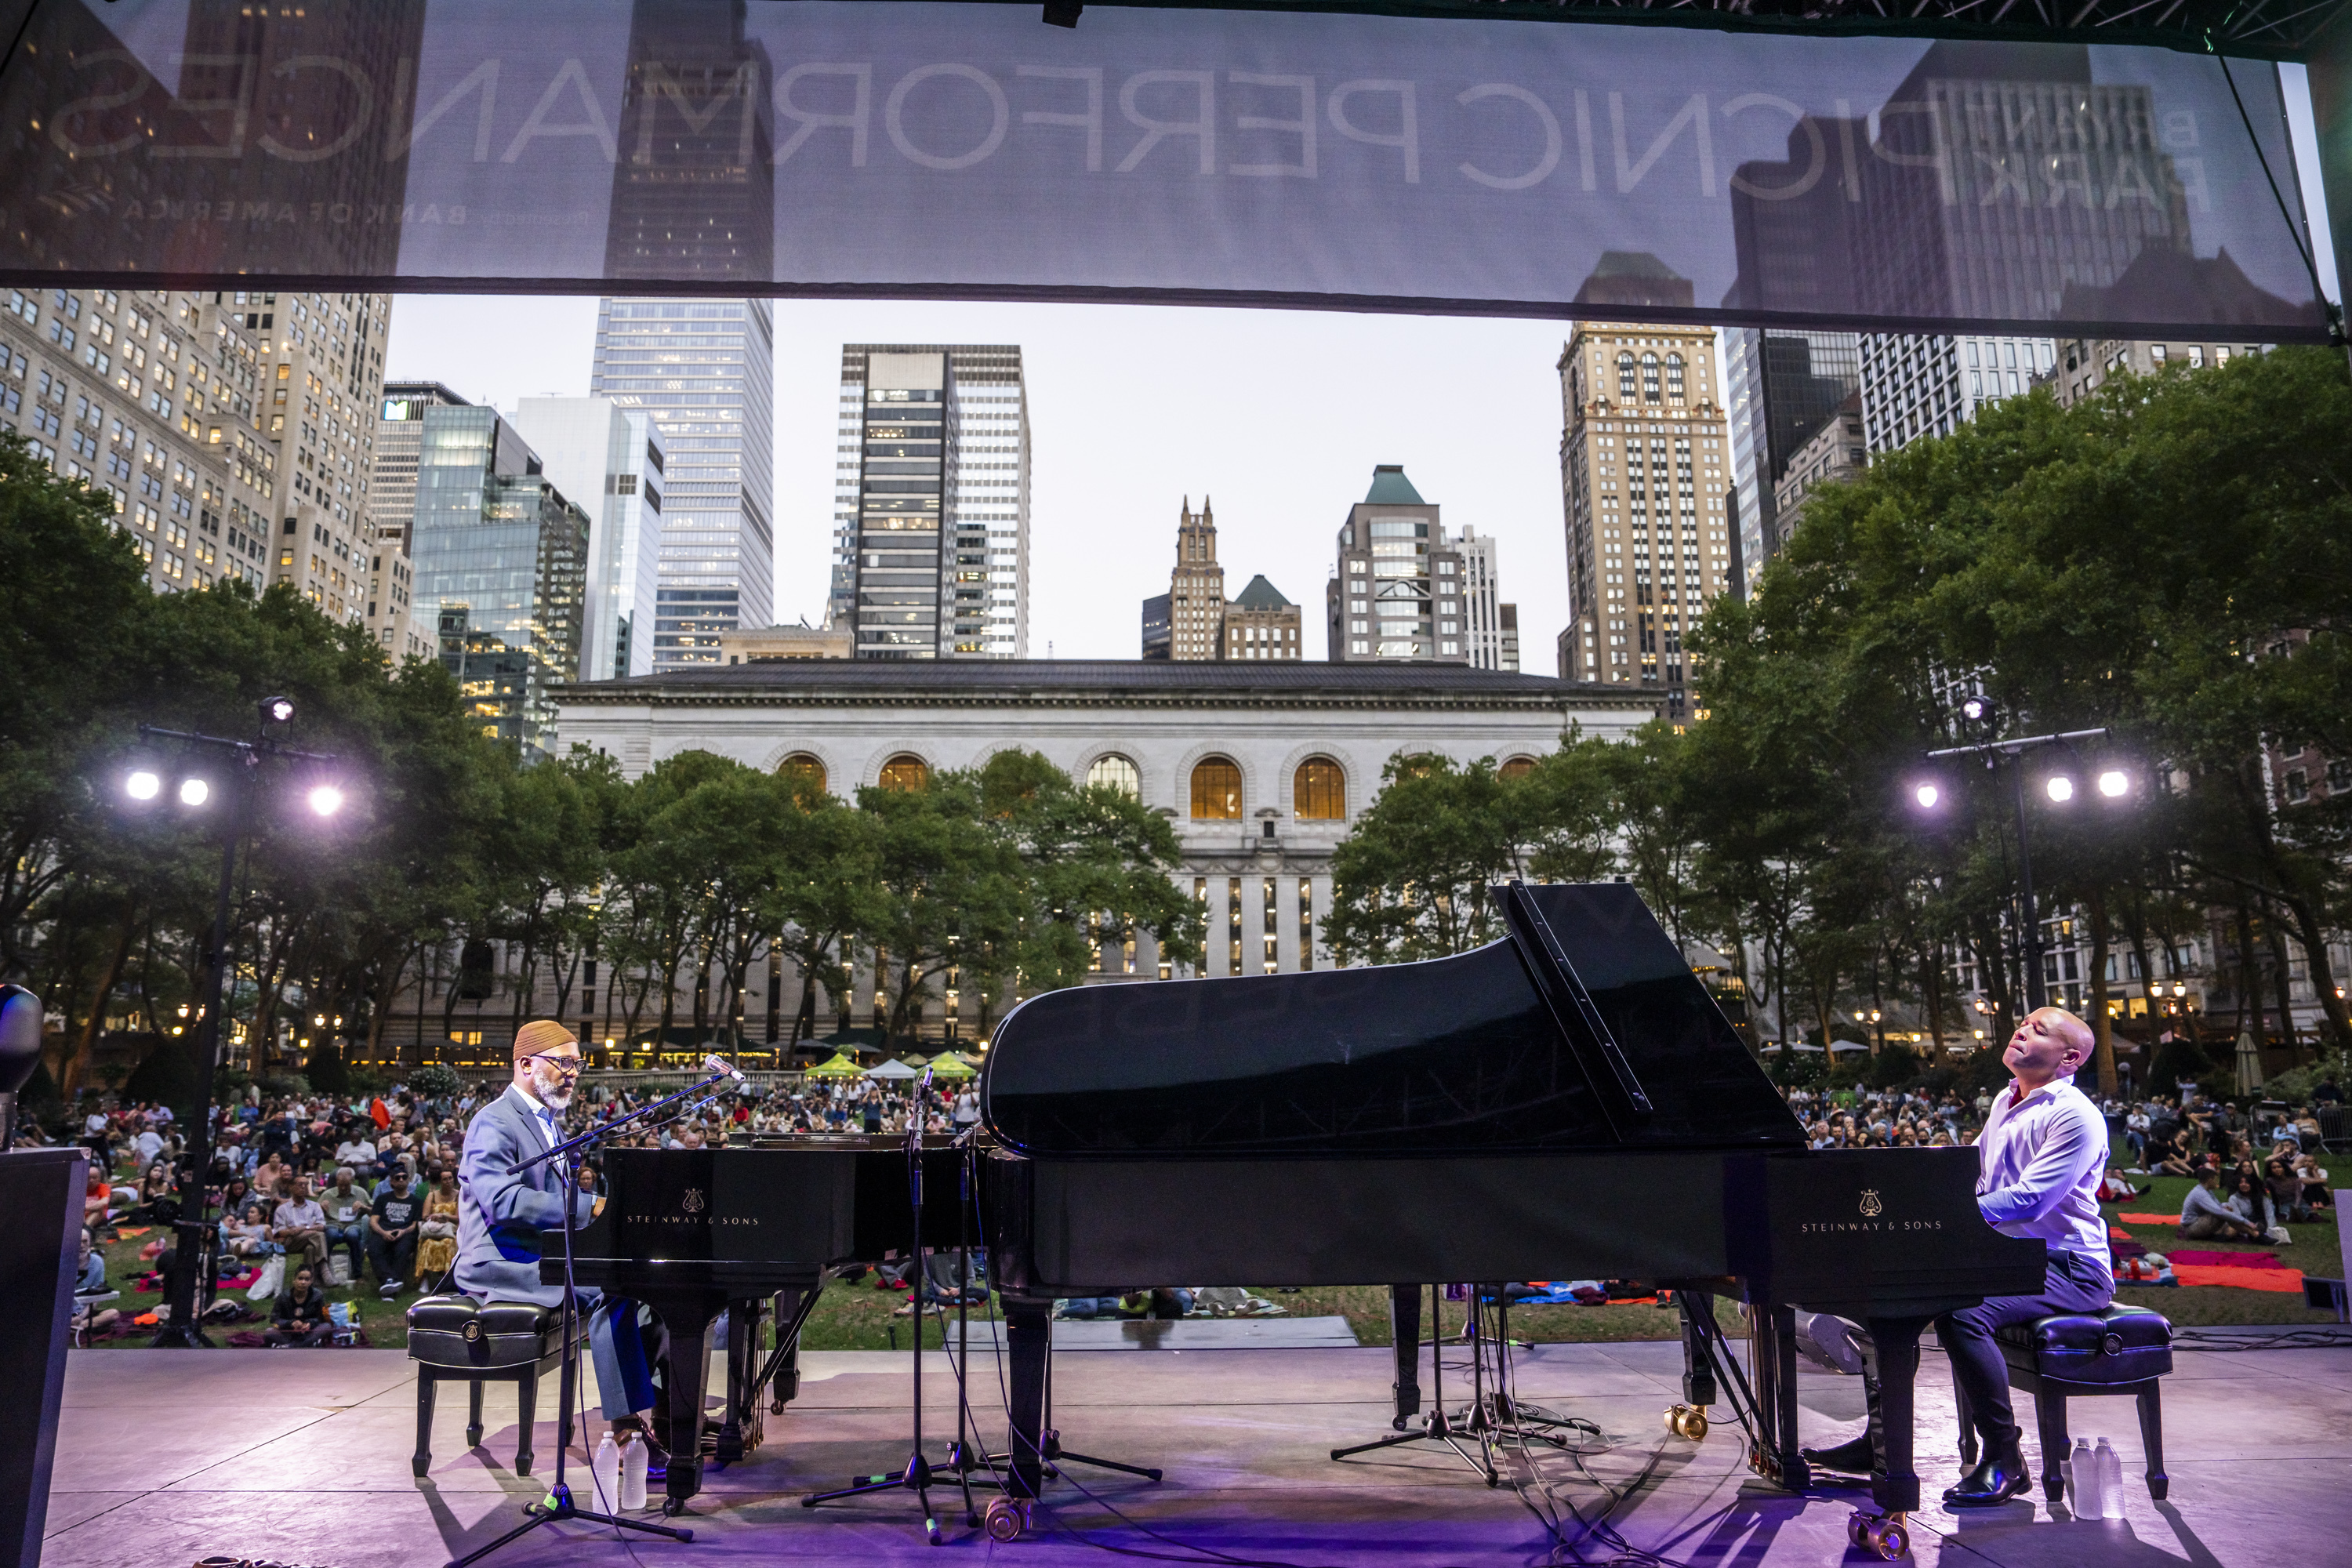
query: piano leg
[
  {"left": 1004, "top": 1298, "right": 1051, "bottom": 1504},
  {"left": 1678, "top": 1289, "right": 1718, "bottom": 1407},
  {"left": 1389, "top": 1285, "right": 1423, "bottom": 1428},
  {"left": 660, "top": 1321, "right": 713, "bottom": 1515},
  {"left": 1862, "top": 1316, "right": 1930, "bottom": 1517},
  {"left": 1750, "top": 1305, "right": 1809, "bottom": 1492}
]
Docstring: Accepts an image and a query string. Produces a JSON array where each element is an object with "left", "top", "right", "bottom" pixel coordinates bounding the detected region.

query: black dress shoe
[
  {"left": 1941, "top": 1443, "right": 2031, "bottom": 1508},
  {"left": 1799, "top": 1433, "right": 1876, "bottom": 1474}
]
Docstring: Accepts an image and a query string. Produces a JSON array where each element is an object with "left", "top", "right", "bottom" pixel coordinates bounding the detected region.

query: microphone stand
[
  {"left": 802, "top": 1069, "right": 947, "bottom": 1544},
  {"left": 450, "top": 1062, "right": 743, "bottom": 1568}
]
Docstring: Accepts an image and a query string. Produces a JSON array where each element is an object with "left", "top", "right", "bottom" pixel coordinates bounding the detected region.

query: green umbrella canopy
[
  {"left": 802, "top": 1052, "right": 865, "bottom": 1080},
  {"left": 920, "top": 1054, "right": 978, "bottom": 1080}
]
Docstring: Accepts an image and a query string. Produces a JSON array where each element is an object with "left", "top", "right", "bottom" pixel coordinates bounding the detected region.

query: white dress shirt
[{"left": 1975, "top": 1072, "right": 2110, "bottom": 1268}]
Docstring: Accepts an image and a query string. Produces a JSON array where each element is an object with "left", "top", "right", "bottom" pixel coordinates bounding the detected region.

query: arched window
[
  {"left": 1641, "top": 353, "right": 1661, "bottom": 403},
  {"left": 1294, "top": 758, "right": 1346, "bottom": 820},
  {"left": 1617, "top": 351, "right": 1636, "bottom": 401},
  {"left": 1086, "top": 753, "right": 1140, "bottom": 800},
  {"left": 1666, "top": 354, "right": 1685, "bottom": 401},
  {"left": 778, "top": 753, "right": 827, "bottom": 795},
  {"left": 878, "top": 753, "right": 929, "bottom": 792},
  {"left": 1498, "top": 756, "right": 1537, "bottom": 782},
  {"left": 1189, "top": 757, "right": 1242, "bottom": 820}
]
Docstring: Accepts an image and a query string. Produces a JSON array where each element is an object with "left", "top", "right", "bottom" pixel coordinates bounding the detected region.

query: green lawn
[{"left": 83, "top": 1166, "right": 2343, "bottom": 1350}]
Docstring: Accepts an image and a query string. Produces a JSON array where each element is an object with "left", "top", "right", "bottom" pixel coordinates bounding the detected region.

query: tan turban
[{"left": 513, "top": 1018, "right": 579, "bottom": 1063}]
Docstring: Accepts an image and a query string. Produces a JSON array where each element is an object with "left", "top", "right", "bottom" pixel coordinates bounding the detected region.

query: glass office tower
[{"left": 589, "top": 297, "right": 775, "bottom": 669}]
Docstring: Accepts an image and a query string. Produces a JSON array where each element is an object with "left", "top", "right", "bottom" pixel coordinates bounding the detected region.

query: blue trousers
[
  {"left": 586, "top": 1294, "right": 665, "bottom": 1421},
  {"left": 1934, "top": 1250, "right": 2113, "bottom": 1449}
]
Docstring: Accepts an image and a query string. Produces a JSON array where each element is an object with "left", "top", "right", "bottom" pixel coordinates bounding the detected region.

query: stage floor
[{"left": 41, "top": 1333, "right": 2352, "bottom": 1567}]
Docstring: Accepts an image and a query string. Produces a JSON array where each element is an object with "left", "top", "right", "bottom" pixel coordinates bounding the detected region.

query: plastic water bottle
[
  {"left": 2095, "top": 1437, "right": 2125, "bottom": 1518},
  {"left": 2070, "top": 1437, "right": 2100, "bottom": 1517},
  {"left": 620, "top": 1432, "right": 650, "bottom": 1511},
  {"left": 590, "top": 1434, "right": 620, "bottom": 1510}
]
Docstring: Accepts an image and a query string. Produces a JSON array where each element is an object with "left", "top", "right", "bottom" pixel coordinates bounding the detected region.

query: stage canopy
[{"left": 0, "top": 0, "right": 2343, "bottom": 339}]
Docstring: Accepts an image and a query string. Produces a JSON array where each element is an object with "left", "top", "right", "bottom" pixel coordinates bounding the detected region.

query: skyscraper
[
  {"left": 512, "top": 397, "right": 669, "bottom": 681},
  {"left": 368, "top": 380, "right": 469, "bottom": 660},
  {"left": 1722, "top": 330, "right": 1860, "bottom": 590},
  {"left": 826, "top": 344, "right": 1029, "bottom": 659},
  {"left": 588, "top": 298, "right": 774, "bottom": 670},
  {"left": 1456, "top": 528, "right": 1518, "bottom": 673},
  {"left": 1857, "top": 333, "right": 2054, "bottom": 456},
  {"left": 1327, "top": 466, "right": 1468, "bottom": 666},
  {"left": 1164, "top": 498, "right": 1225, "bottom": 662},
  {"left": 1555, "top": 327, "right": 1734, "bottom": 720},
  {"left": 408, "top": 405, "right": 588, "bottom": 755}
]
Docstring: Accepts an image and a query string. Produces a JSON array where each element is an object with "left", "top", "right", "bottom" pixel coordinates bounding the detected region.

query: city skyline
[{"left": 383, "top": 299, "right": 1584, "bottom": 667}]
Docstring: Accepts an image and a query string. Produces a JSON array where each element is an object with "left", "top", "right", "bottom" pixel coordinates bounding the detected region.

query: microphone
[{"left": 702, "top": 1054, "right": 748, "bottom": 1086}]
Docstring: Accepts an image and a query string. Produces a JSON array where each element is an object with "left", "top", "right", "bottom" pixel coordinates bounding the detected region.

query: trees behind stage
[{"left": 1327, "top": 346, "right": 2352, "bottom": 1084}]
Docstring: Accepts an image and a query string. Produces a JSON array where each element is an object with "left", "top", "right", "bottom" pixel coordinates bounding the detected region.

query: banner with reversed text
[{"left": 0, "top": 0, "right": 2328, "bottom": 337}]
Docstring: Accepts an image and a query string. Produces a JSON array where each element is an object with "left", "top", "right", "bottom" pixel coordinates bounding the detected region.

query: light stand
[
  {"left": 447, "top": 1061, "right": 742, "bottom": 1567},
  {"left": 142, "top": 713, "right": 337, "bottom": 1350},
  {"left": 1331, "top": 1283, "right": 1497, "bottom": 1484},
  {"left": 802, "top": 1069, "right": 948, "bottom": 1542}
]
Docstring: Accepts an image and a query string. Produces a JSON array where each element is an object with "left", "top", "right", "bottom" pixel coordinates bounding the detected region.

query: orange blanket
[
  {"left": 2171, "top": 1265, "right": 2307, "bottom": 1293},
  {"left": 2117, "top": 1212, "right": 2185, "bottom": 1225}
]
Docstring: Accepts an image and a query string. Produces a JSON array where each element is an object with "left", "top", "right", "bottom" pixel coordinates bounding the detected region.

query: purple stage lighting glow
[
  {"left": 1914, "top": 783, "right": 1940, "bottom": 810},
  {"left": 178, "top": 777, "right": 209, "bottom": 808},
  {"left": 307, "top": 784, "right": 344, "bottom": 818},
  {"left": 126, "top": 769, "right": 161, "bottom": 801},
  {"left": 2098, "top": 770, "right": 2129, "bottom": 798},
  {"left": 2045, "top": 775, "right": 2074, "bottom": 803}
]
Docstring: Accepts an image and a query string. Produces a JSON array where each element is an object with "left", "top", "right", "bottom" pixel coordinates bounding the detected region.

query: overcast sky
[{"left": 379, "top": 77, "right": 2335, "bottom": 671}]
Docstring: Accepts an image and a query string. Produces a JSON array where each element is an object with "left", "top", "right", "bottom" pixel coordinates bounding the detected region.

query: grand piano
[{"left": 980, "top": 880, "right": 2045, "bottom": 1548}]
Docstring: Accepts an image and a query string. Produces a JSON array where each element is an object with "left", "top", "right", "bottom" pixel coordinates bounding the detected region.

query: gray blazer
[{"left": 454, "top": 1085, "right": 595, "bottom": 1308}]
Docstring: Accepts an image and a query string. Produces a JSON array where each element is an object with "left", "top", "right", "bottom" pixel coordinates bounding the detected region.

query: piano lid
[{"left": 982, "top": 881, "right": 1801, "bottom": 1158}]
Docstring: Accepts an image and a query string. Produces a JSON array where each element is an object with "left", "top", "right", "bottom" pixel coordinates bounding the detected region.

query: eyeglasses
[{"left": 525, "top": 1054, "right": 584, "bottom": 1079}]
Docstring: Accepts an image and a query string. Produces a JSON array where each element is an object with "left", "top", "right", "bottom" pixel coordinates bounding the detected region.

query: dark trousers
[
  {"left": 366, "top": 1231, "right": 416, "bottom": 1288},
  {"left": 1934, "top": 1251, "right": 2113, "bottom": 1450}
]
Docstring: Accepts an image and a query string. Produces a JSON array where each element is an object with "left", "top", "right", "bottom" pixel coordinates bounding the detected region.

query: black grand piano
[{"left": 981, "top": 880, "right": 2044, "bottom": 1546}]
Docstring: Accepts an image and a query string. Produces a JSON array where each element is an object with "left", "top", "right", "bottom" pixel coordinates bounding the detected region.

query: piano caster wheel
[
  {"left": 662, "top": 1498, "right": 688, "bottom": 1518},
  {"left": 984, "top": 1496, "right": 1033, "bottom": 1542},
  {"left": 1663, "top": 1405, "right": 1709, "bottom": 1442},
  {"left": 1850, "top": 1512, "right": 1909, "bottom": 1559}
]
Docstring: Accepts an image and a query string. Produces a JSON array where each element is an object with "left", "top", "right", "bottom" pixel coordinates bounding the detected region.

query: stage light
[
  {"left": 307, "top": 783, "right": 344, "bottom": 817},
  {"left": 126, "top": 769, "right": 161, "bottom": 800},
  {"left": 262, "top": 695, "right": 296, "bottom": 726},
  {"left": 178, "top": 777, "right": 210, "bottom": 807},
  {"left": 2097, "top": 769, "right": 2129, "bottom": 798},
  {"left": 1914, "top": 782, "right": 1940, "bottom": 810},
  {"left": 1959, "top": 694, "right": 2000, "bottom": 730},
  {"left": 2045, "top": 775, "right": 2074, "bottom": 803}
]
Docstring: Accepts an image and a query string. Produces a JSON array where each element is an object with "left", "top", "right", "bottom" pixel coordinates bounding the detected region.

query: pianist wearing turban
[
  {"left": 1803, "top": 1005, "right": 2112, "bottom": 1508},
  {"left": 456, "top": 1019, "right": 669, "bottom": 1471}
]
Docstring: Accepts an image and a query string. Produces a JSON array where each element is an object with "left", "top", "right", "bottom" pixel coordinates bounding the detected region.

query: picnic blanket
[
  {"left": 2118, "top": 1212, "right": 2187, "bottom": 1225},
  {"left": 2166, "top": 1250, "right": 2290, "bottom": 1269},
  {"left": 2171, "top": 1265, "right": 2305, "bottom": 1293}
]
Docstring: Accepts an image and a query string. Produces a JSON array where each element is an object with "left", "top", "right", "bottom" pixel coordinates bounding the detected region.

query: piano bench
[
  {"left": 406, "top": 1295, "right": 572, "bottom": 1479},
  {"left": 1955, "top": 1305, "right": 2173, "bottom": 1505}
]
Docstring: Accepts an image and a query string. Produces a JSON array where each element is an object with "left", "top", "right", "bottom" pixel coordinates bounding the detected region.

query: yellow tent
[{"left": 802, "top": 1051, "right": 865, "bottom": 1080}]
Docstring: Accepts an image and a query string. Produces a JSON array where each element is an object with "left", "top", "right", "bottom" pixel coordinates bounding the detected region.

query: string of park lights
[
  {"left": 1909, "top": 695, "right": 2139, "bottom": 1025},
  {"left": 120, "top": 696, "right": 348, "bottom": 1349}
]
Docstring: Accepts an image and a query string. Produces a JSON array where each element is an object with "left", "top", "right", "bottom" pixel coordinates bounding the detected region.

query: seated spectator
[
  {"left": 2266, "top": 1156, "right": 2309, "bottom": 1223},
  {"left": 133, "top": 1160, "right": 178, "bottom": 1222},
  {"left": 2294, "top": 1152, "right": 2332, "bottom": 1211},
  {"left": 75, "top": 1227, "right": 108, "bottom": 1294},
  {"left": 267, "top": 1265, "right": 335, "bottom": 1347},
  {"left": 320, "top": 1167, "right": 371, "bottom": 1281},
  {"left": 413, "top": 1167, "right": 459, "bottom": 1292},
  {"left": 2180, "top": 1166, "right": 2268, "bottom": 1242},
  {"left": 2151, "top": 1131, "right": 2198, "bottom": 1179},
  {"left": 367, "top": 1169, "right": 420, "bottom": 1299},
  {"left": 82, "top": 1170, "right": 113, "bottom": 1232},
  {"left": 2227, "top": 1172, "right": 2276, "bottom": 1236},
  {"left": 222, "top": 1201, "right": 274, "bottom": 1259},
  {"left": 334, "top": 1129, "right": 376, "bottom": 1171},
  {"left": 272, "top": 1174, "right": 329, "bottom": 1277}
]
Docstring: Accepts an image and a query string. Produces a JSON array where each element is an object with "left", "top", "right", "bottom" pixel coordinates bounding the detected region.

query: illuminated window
[
  {"left": 1666, "top": 354, "right": 1685, "bottom": 401},
  {"left": 778, "top": 753, "right": 826, "bottom": 796},
  {"left": 1498, "top": 757, "right": 1537, "bottom": 781},
  {"left": 1617, "top": 352, "right": 1636, "bottom": 400},
  {"left": 1086, "top": 753, "right": 1140, "bottom": 799},
  {"left": 878, "top": 753, "right": 929, "bottom": 792},
  {"left": 1293, "top": 758, "right": 1346, "bottom": 820},
  {"left": 1642, "top": 354, "right": 1661, "bottom": 403},
  {"left": 1190, "top": 757, "right": 1241, "bottom": 819}
]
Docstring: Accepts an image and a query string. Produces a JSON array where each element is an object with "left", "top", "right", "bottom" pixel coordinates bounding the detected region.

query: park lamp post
[
  {"left": 121, "top": 697, "right": 343, "bottom": 1349},
  {"left": 1905, "top": 698, "right": 2136, "bottom": 1019}
]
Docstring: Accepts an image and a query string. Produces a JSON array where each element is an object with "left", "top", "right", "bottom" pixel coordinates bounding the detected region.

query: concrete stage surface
[{"left": 40, "top": 1334, "right": 2351, "bottom": 1567}]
